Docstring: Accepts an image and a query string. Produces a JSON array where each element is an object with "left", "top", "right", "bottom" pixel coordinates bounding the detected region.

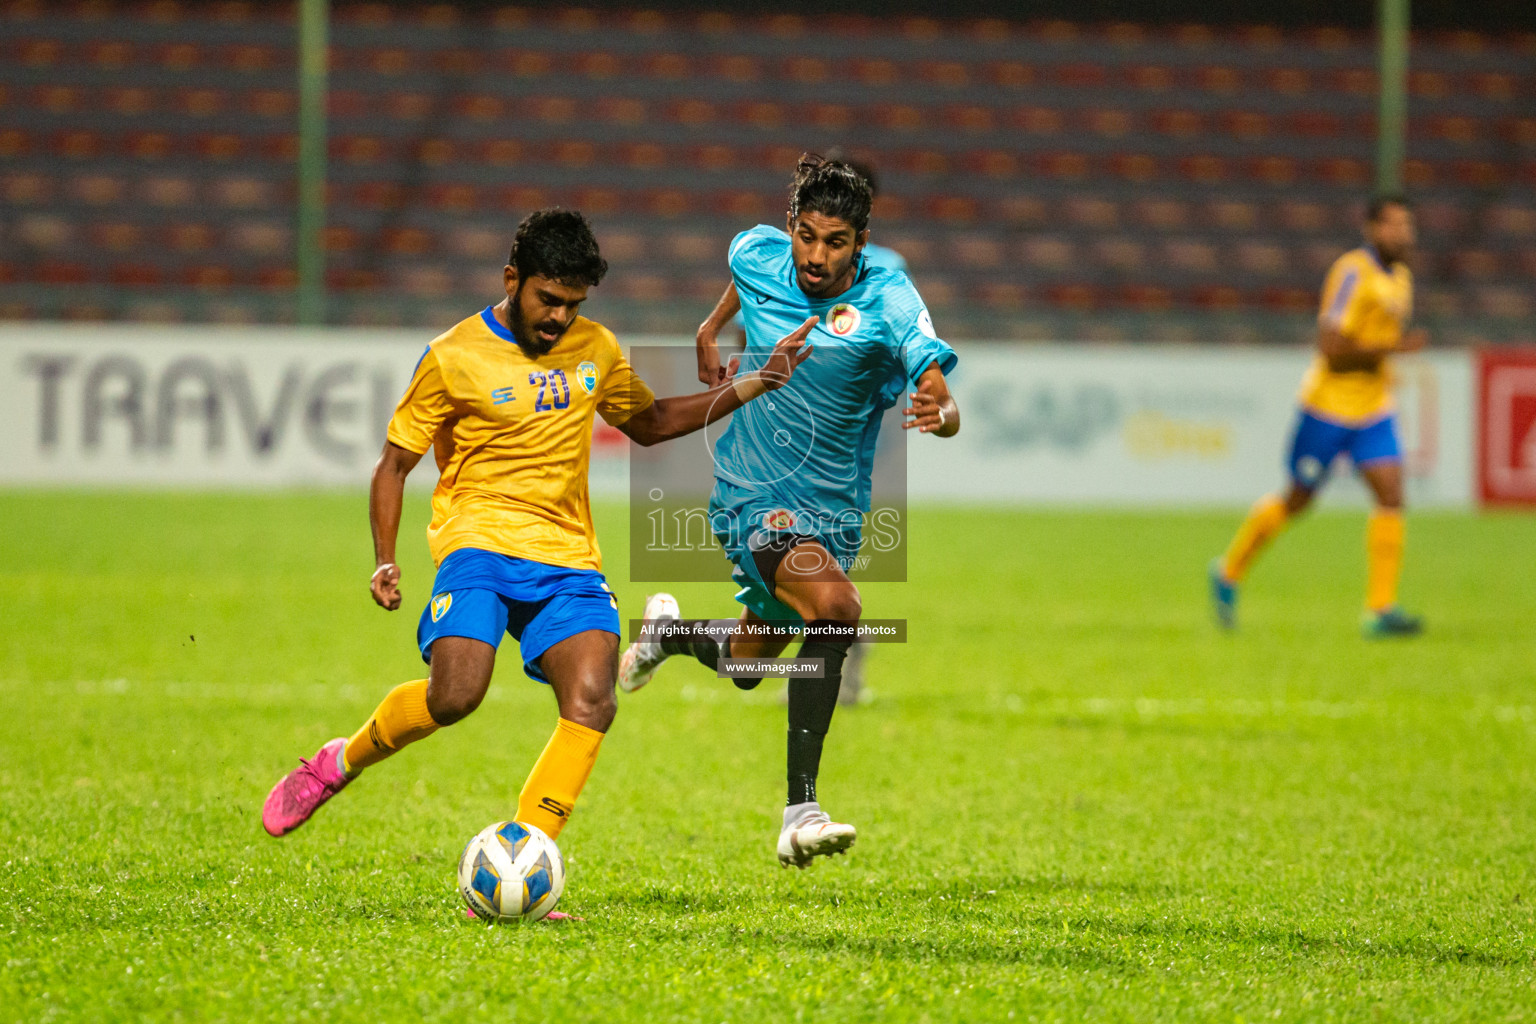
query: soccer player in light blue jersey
[
  {"left": 619, "top": 155, "right": 961, "bottom": 867},
  {"left": 722, "top": 157, "right": 906, "bottom": 336},
  {"left": 820, "top": 156, "right": 903, "bottom": 705}
]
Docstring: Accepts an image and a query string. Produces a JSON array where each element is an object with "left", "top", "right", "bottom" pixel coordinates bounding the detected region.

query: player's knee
[
  {"left": 1374, "top": 480, "right": 1404, "bottom": 509},
  {"left": 560, "top": 680, "right": 617, "bottom": 732},
  {"left": 426, "top": 682, "right": 486, "bottom": 726},
  {"left": 815, "top": 586, "right": 862, "bottom": 626}
]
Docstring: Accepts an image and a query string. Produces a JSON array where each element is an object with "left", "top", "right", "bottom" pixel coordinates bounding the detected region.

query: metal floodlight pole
[
  {"left": 1376, "top": 0, "right": 1410, "bottom": 195},
  {"left": 296, "top": 0, "right": 329, "bottom": 324}
]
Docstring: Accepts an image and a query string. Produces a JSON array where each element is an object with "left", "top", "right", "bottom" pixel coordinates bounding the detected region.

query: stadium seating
[{"left": 0, "top": 2, "right": 1532, "bottom": 341}]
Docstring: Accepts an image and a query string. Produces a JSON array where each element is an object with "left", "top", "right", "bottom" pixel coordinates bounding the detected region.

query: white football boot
[
  {"left": 777, "top": 802, "right": 857, "bottom": 868},
  {"left": 618, "top": 592, "right": 680, "bottom": 693}
]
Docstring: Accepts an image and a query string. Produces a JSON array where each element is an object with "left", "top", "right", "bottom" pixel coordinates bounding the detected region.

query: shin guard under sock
[
  {"left": 516, "top": 718, "right": 605, "bottom": 841},
  {"left": 342, "top": 679, "right": 439, "bottom": 774},
  {"left": 786, "top": 619, "right": 854, "bottom": 806}
]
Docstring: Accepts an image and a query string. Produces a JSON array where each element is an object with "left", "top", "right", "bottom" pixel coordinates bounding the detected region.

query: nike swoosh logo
[{"left": 755, "top": 294, "right": 770, "bottom": 304}]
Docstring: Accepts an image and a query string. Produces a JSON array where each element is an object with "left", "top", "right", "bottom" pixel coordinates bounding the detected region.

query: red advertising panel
[{"left": 1478, "top": 349, "right": 1536, "bottom": 506}]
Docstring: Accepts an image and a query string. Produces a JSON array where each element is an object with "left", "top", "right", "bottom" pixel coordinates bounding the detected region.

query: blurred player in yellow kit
[
  {"left": 262, "top": 210, "right": 814, "bottom": 858},
  {"left": 1211, "top": 196, "right": 1426, "bottom": 637}
]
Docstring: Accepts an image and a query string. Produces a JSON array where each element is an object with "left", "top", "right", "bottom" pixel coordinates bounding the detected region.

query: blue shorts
[
  {"left": 416, "top": 549, "right": 619, "bottom": 683},
  {"left": 1287, "top": 410, "right": 1402, "bottom": 491},
  {"left": 719, "top": 522, "right": 811, "bottom": 627}
]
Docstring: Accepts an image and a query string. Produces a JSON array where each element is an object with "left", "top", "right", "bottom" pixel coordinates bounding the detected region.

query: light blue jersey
[
  {"left": 726, "top": 241, "right": 905, "bottom": 330},
  {"left": 861, "top": 241, "right": 908, "bottom": 274},
  {"left": 709, "top": 225, "right": 956, "bottom": 620}
]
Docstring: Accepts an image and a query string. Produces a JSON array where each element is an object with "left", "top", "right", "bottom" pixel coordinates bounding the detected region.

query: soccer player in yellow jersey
[
  {"left": 262, "top": 210, "right": 815, "bottom": 854},
  {"left": 1211, "top": 196, "right": 1426, "bottom": 637}
]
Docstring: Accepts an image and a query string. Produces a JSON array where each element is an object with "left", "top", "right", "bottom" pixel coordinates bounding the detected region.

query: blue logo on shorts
[{"left": 431, "top": 593, "right": 453, "bottom": 622}]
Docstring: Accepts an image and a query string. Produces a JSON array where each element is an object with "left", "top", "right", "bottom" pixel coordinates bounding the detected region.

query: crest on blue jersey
[
  {"left": 828, "top": 303, "right": 861, "bottom": 337},
  {"left": 762, "top": 509, "right": 797, "bottom": 531},
  {"left": 577, "top": 360, "right": 598, "bottom": 394},
  {"left": 431, "top": 593, "right": 452, "bottom": 622}
]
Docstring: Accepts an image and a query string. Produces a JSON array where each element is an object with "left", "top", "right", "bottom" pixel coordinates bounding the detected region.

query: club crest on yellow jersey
[
  {"left": 431, "top": 593, "right": 453, "bottom": 622},
  {"left": 578, "top": 360, "right": 598, "bottom": 394}
]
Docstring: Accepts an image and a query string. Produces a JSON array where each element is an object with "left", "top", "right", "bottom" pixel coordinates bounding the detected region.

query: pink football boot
[{"left": 262, "top": 738, "right": 351, "bottom": 837}]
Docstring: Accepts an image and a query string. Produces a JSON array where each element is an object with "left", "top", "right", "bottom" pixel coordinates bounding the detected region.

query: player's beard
[
  {"left": 796, "top": 253, "right": 857, "bottom": 299},
  {"left": 509, "top": 284, "right": 567, "bottom": 357}
]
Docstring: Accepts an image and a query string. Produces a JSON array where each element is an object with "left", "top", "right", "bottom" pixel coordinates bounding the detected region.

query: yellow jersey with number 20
[
  {"left": 1298, "top": 246, "right": 1413, "bottom": 425},
  {"left": 387, "top": 307, "right": 655, "bottom": 571}
]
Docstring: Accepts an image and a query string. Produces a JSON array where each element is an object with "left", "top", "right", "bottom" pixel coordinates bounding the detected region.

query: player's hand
[
  {"left": 904, "top": 378, "right": 956, "bottom": 435},
  {"left": 760, "top": 316, "right": 816, "bottom": 391},
  {"left": 1399, "top": 328, "right": 1429, "bottom": 353},
  {"left": 371, "top": 562, "right": 402, "bottom": 611},
  {"left": 696, "top": 324, "right": 727, "bottom": 386}
]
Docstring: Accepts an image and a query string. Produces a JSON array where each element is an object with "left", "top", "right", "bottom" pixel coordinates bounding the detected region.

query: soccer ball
[{"left": 457, "top": 820, "right": 566, "bottom": 922}]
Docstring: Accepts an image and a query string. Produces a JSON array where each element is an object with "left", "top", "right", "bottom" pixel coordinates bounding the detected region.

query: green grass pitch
[{"left": 2, "top": 492, "right": 1535, "bottom": 1022}]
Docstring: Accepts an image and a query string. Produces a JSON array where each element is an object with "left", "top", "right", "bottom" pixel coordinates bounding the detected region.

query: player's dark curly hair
[
  {"left": 508, "top": 208, "right": 608, "bottom": 287},
  {"left": 788, "top": 154, "right": 873, "bottom": 234},
  {"left": 822, "top": 147, "right": 881, "bottom": 199}
]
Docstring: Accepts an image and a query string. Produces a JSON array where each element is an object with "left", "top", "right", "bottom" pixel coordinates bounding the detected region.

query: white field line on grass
[{"left": 7, "top": 678, "right": 1536, "bottom": 727}]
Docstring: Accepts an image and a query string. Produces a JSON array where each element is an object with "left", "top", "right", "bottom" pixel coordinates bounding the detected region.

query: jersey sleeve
[
  {"left": 864, "top": 242, "right": 909, "bottom": 274},
  {"left": 595, "top": 343, "right": 656, "bottom": 427},
  {"left": 1319, "top": 254, "right": 1367, "bottom": 336},
  {"left": 883, "top": 275, "right": 958, "bottom": 382},
  {"left": 386, "top": 347, "right": 455, "bottom": 454},
  {"left": 727, "top": 224, "right": 789, "bottom": 299}
]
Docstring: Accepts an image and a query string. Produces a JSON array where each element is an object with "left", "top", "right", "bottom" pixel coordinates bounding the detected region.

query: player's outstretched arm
[
  {"left": 369, "top": 441, "right": 424, "bottom": 610},
  {"left": 902, "top": 362, "right": 960, "bottom": 437},
  {"left": 620, "top": 316, "right": 816, "bottom": 447},
  {"left": 696, "top": 282, "right": 743, "bottom": 386}
]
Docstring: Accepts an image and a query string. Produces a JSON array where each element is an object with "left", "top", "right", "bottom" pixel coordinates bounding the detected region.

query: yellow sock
[
  {"left": 516, "top": 718, "right": 605, "bottom": 840},
  {"left": 1366, "top": 509, "right": 1406, "bottom": 613},
  {"left": 1221, "top": 494, "right": 1289, "bottom": 583},
  {"left": 342, "top": 679, "right": 440, "bottom": 775}
]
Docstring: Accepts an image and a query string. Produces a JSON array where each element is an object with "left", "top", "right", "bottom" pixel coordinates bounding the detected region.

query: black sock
[
  {"left": 729, "top": 632, "right": 763, "bottom": 692},
  {"left": 659, "top": 619, "right": 735, "bottom": 670},
  {"left": 786, "top": 729, "right": 824, "bottom": 804},
  {"left": 786, "top": 619, "right": 854, "bottom": 806}
]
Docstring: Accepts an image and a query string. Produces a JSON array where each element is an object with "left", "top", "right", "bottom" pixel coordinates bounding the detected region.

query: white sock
[{"left": 783, "top": 801, "right": 821, "bottom": 829}]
